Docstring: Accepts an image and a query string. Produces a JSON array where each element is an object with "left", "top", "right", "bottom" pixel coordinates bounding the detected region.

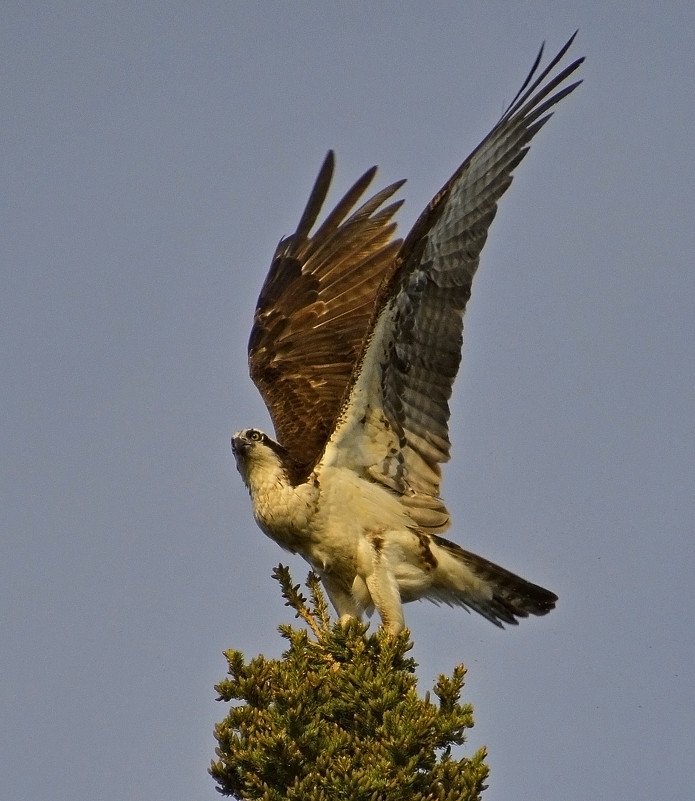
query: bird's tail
[{"left": 429, "top": 534, "right": 557, "bottom": 627}]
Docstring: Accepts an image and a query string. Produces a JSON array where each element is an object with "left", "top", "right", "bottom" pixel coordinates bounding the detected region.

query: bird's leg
[
  {"left": 365, "top": 547, "right": 405, "bottom": 635},
  {"left": 321, "top": 574, "right": 364, "bottom": 625}
]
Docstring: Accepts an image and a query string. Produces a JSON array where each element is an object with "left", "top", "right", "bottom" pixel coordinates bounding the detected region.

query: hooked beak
[{"left": 231, "top": 435, "right": 248, "bottom": 456}]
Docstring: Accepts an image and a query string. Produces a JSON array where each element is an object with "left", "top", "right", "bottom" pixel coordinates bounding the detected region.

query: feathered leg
[{"left": 321, "top": 573, "right": 365, "bottom": 625}]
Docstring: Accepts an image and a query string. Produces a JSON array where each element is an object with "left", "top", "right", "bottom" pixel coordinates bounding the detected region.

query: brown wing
[
  {"left": 322, "top": 35, "right": 583, "bottom": 528},
  {"left": 248, "top": 150, "right": 405, "bottom": 479}
]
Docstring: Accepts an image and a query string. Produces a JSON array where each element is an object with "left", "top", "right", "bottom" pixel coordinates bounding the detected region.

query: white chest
[{"left": 248, "top": 472, "right": 320, "bottom": 554}]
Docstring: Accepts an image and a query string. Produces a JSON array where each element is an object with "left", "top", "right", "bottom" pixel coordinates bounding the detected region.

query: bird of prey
[{"left": 232, "top": 35, "right": 583, "bottom": 634}]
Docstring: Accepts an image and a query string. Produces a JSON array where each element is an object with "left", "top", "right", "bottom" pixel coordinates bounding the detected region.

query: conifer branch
[{"left": 211, "top": 566, "right": 489, "bottom": 799}]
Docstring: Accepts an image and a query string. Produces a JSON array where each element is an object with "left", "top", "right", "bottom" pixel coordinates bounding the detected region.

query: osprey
[{"left": 233, "top": 36, "right": 583, "bottom": 634}]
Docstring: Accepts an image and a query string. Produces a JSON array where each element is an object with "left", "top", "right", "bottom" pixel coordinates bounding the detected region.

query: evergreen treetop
[{"left": 210, "top": 565, "right": 488, "bottom": 800}]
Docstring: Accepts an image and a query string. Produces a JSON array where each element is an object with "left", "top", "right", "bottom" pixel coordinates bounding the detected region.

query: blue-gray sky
[{"left": 2, "top": 3, "right": 694, "bottom": 800}]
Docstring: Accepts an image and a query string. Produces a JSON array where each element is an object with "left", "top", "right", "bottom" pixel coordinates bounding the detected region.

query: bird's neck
[
  {"left": 244, "top": 456, "right": 319, "bottom": 552},
  {"left": 244, "top": 455, "right": 291, "bottom": 499}
]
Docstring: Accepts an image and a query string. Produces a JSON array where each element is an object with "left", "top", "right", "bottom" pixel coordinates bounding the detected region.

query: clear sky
[{"left": 2, "top": 3, "right": 694, "bottom": 800}]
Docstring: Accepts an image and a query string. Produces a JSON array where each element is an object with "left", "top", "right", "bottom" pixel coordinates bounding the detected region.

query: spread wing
[
  {"left": 248, "top": 151, "right": 405, "bottom": 480},
  {"left": 319, "top": 35, "right": 584, "bottom": 531}
]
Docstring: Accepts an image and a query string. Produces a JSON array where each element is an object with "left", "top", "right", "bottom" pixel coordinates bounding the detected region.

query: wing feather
[
  {"left": 248, "top": 151, "right": 405, "bottom": 480},
  {"left": 320, "top": 36, "right": 583, "bottom": 529}
]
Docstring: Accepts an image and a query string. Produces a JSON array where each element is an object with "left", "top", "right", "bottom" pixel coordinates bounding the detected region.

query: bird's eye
[{"left": 250, "top": 430, "right": 262, "bottom": 442}]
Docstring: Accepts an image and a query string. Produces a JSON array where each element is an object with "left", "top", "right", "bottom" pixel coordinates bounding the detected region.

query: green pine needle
[{"left": 211, "top": 565, "right": 488, "bottom": 800}]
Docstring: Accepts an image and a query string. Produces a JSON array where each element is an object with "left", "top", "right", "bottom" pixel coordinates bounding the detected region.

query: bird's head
[{"left": 231, "top": 428, "right": 289, "bottom": 488}]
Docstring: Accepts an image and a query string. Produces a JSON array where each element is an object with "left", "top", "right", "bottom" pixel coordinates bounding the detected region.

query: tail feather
[{"left": 430, "top": 534, "right": 557, "bottom": 628}]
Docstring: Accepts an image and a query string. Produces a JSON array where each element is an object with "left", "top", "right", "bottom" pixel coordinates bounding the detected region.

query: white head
[{"left": 231, "top": 428, "right": 289, "bottom": 488}]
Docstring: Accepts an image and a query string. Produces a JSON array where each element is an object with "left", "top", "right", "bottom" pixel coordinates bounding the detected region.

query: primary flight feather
[{"left": 233, "top": 35, "right": 583, "bottom": 634}]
